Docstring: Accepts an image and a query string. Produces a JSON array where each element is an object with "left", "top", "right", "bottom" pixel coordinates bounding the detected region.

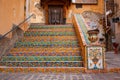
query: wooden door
[{"left": 48, "top": 5, "right": 63, "bottom": 24}]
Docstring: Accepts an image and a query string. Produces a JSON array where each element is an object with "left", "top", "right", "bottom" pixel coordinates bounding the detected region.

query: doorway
[{"left": 48, "top": 5, "right": 64, "bottom": 24}]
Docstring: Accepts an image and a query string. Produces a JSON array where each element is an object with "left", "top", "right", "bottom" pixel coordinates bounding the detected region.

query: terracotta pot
[{"left": 87, "top": 29, "right": 99, "bottom": 43}]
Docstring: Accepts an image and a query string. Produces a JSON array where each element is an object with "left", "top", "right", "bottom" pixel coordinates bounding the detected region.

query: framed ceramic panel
[
  {"left": 72, "top": 0, "right": 98, "bottom": 4},
  {"left": 86, "top": 46, "right": 104, "bottom": 70}
]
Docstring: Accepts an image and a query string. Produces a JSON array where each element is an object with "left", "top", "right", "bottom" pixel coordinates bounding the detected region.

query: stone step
[
  {"left": 24, "top": 32, "right": 75, "bottom": 36},
  {"left": 14, "top": 45, "right": 79, "bottom": 48},
  {"left": 0, "top": 67, "right": 85, "bottom": 73},
  {"left": 5, "top": 52, "right": 81, "bottom": 56},
  {"left": 27, "top": 28, "right": 74, "bottom": 32},
  {"left": 29, "top": 25, "right": 73, "bottom": 29},
  {"left": 10, "top": 48, "right": 81, "bottom": 53},
  {"left": 14, "top": 41, "right": 79, "bottom": 48},
  {"left": 0, "top": 61, "right": 83, "bottom": 67},
  {"left": 1, "top": 56, "right": 82, "bottom": 62},
  {"left": 21, "top": 36, "right": 78, "bottom": 42},
  {"left": 1, "top": 24, "right": 83, "bottom": 68}
]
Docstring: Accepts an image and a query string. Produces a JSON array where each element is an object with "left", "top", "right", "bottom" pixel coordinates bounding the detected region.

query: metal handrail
[{"left": 0, "top": 14, "right": 33, "bottom": 39}]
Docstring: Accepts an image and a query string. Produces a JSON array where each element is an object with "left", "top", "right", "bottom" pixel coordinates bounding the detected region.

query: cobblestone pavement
[
  {"left": 106, "top": 51, "right": 120, "bottom": 68},
  {"left": 0, "top": 72, "right": 120, "bottom": 80}
]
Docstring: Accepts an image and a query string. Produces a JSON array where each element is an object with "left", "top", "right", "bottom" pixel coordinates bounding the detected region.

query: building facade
[{"left": 0, "top": 0, "right": 110, "bottom": 72}]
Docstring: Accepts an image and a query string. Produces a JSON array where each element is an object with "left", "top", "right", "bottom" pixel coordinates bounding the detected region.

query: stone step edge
[
  {"left": 84, "top": 68, "right": 120, "bottom": 73},
  {"left": 0, "top": 67, "right": 85, "bottom": 73},
  {"left": 0, "top": 67, "right": 120, "bottom": 73}
]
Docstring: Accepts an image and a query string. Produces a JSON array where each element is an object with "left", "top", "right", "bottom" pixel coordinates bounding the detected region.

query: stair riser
[
  {"left": 29, "top": 26, "right": 73, "bottom": 29},
  {"left": 1, "top": 56, "right": 82, "bottom": 61},
  {"left": 24, "top": 32, "right": 75, "bottom": 36},
  {"left": 27, "top": 28, "right": 74, "bottom": 32},
  {"left": 10, "top": 48, "right": 80, "bottom": 53},
  {"left": 18, "top": 39, "right": 78, "bottom": 42},
  {"left": 14, "top": 41, "right": 79, "bottom": 47},
  {"left": 6, "top": 52, "right": 81, "bottom": 56},
  {"left": 14, "top": 45, "right": 79, "bottom": 48},
  {"left": 21, "top": 38, "right": 77, "bottom": 42},
  {"left": 0, "top": 62, "right": 82, "bottom": 67},
  {"left": 0, "top": 67, "right": 85, "bottom": 73},
  {"left": 23, "top": 36, "right": 78, "bottom": 41}
]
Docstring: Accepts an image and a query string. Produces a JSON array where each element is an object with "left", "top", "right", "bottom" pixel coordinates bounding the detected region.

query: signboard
[{"left": 72, "top": 0, "right": 98, "bottom": 4}]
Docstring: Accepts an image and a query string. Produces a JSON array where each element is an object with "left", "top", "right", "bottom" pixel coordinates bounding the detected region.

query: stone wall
[{"left": 0, "top": 28, "right": 24, "bottom": 59}]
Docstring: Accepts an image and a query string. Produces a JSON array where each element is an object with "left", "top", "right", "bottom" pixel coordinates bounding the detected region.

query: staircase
[{"left": 0, "top": 24, "right": 84, "bottom": 73}]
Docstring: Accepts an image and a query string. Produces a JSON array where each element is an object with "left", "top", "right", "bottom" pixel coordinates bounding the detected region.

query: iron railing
[{"left": 0, "top": 14, "right": 33, "bottom": 40}]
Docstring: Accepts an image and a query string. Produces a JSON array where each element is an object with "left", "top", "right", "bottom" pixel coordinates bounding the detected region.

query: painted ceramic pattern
[
  {"left": 0, "top": 25, "right": 83, "bottom": 68},
  {"left": 87, "top": 46, "right": 104, "bottom": 70}
]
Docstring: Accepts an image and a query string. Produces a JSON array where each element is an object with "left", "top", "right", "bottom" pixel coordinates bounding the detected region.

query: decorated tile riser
[
  {"left": 0, "top": 68, "right": 85, "bottom": 73},
  {"left": 24, "top": 32, "right": 75, "bottom": 36},
  {"left": 14, "top": 41, "right": 79, "bottom": 48},
  {"left": 6, "top": 52, "right": 81, "bottom": 56},
  {"left": 27, "top": 28, "right": 75, "bottom": 32},
  {"left": 0, "top": 62, "right": 82, "bottom": 67},
  {"left": 20, "top": 39, "right": 78, "bottom": 42},
  {"left": 21, "top": 36, "right": 78, "bottom": 42},
  {"left": 1, "top": 56, "right": 82, "bottom": 61},
  {"left": 10, "top": 48, "right": 80, "bottom": 52},
  {"left": 1, "top": 67, "right": 120, "bottom": 73},
  {"left": 14, "top": 45, "right": 79, "bottom": 48},
  {"left": 30, "top": 26, "right": 73, "bottom": 29}
]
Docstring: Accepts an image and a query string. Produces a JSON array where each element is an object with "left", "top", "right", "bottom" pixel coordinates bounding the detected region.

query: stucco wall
[
  {"left": 30, "top": 0, "right": 104, "bottom": 24},
  {"left": 0, "top": 0, "right": 25, "bottom": 36},
  {"left": 30, "top": 0, "right": 45, "bottom": 23},
  {"left": 114, "top": 0, "right": 120, "bottom": 47}
]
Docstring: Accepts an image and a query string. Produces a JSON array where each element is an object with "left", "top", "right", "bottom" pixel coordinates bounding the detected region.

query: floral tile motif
[{"left": 87, "top": 46, "right": 104, "bottom": 70}]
